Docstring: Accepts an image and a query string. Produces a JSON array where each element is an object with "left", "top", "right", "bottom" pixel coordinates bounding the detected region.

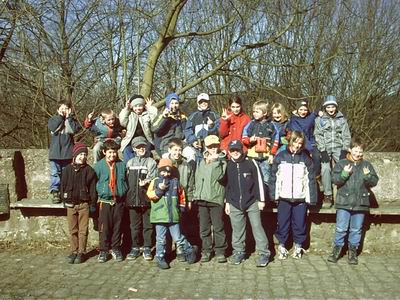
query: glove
[
  {"left": 339, "top": 150, "right": 348, "bottom": 160},
  {"left": 321, "top": 151, "right": 330, "bottom": 163}
]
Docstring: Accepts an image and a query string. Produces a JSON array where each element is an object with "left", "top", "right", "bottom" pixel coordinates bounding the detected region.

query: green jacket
[
  {"left": 193, "top": 152, "right": 227, "bottom": 205},
  {"left": 169, "top": 155, "right": 195, "bottom": 203}
]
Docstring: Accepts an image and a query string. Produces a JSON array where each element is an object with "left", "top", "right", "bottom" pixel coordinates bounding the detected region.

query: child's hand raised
[
  {"left": 158, "top": 179, "right": 168, "bottom": 190},
  {"left": 87, "top": 110, "right": 95, "bottom": 121},
  {"left": 221, "top": 108, "right": 230, "bottom": 120},
  {"left": 65, "top": 108, "right": 72, "bottom": 118},
  {"left": 207, "top": 117, "right": 214, "bottom": 128},
  {"left": 145, "top": 97, "right": 154, "bottom": 108},
  {"left": 363, "top": 167, "right": 370, "bottom": 175},
  {"left": 343, "top": 164, "right": 353, "bottom": 173}
]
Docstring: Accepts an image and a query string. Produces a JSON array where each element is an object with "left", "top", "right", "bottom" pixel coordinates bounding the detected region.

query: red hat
[{"left": 73, "top": 142, "right": 88, "bottom": 157}]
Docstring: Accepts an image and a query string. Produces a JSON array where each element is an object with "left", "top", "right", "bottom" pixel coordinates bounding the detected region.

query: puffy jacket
[
  {"left": 219, "top": 112, "right": 251, "bottom": 153},
  {"left": 288, "top": 110, "right": 318, "bottom": 152},
  {"left": 48, "top": 114, "right": 81, "bottom": 160},
  {"left": 269, "top": 148, "right": 317, "bottom": 205},
  {"left": 332, "top": 156, "right": 379, "bottom": 212},
  {"left": 242, "top": 118, "right": 275, "bottom": 160},
  {"left": 226, "top": 156, "right": 265, "bottom": 210},
  {"left": 151, "top": 112, "right": 187, "bottom": 156},
  {"left": 126, "top": 156, "right": 157, "bottom": 207},
  {"left": 94, "top": 158, "right": 128, "bottom": 203},
  {"left": 193, "top": 151, "right": 227, "bottom": 206},
  {"left": 314, "top": 111, "right": 351, "bottom": 153},
  {"left": 168, "top": 155, "right": 195, "bottom": 203},
  {"left": 184, "top": 108, "right": 219, "bottom": 145},
  {"left": 83, "top": 117, "right": 122, "bottom": 144},
  {"left": 147, "top": 176, "right": 185, "bottom": 223},
  {"left": 119, "top": 105, "right": 158, "bottom": 152}
]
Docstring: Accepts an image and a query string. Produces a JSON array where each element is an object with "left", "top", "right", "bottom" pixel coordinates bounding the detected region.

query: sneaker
[
  {"left": 292, "top": 244, "right": 305, "bottom": 259},
  {"left": 256, "top": 254, "right": 270, "bottom": 267},
  {"left": 111, "top": 249, "right": 123, "bottom": 262},
  {"left": 231, "top": 252, "right": 246, "bottom": 265},
  {"left": 200, "top": 252, "right": 211, "bottom": 263},
  {"left": 75, "top": 253, "right": 85, "bottom": 264},
  {"left": 68, "top": 253, "right": 77, "bottom": 264},
  {"left": 156, "top": 256, "right": 170, "bottom": 269},
  {"left": 142, "top": 247, "right": 153, "bottom": 261},
  {"left": 51, "top": 191, "right": 61, "bottom": 204},
  {"left": 323, "top": 195, "right": 333, "bottom": 208},
  {"left": 126, "top": 247, "right": 141, "bottom": 260},
  {"left": 278, "top": 245, "right": 289, "bottom": 260},
  {"left": 98, "top": 251, "right": 108, "bottom": 263},
  {"left": 186, "top": 245, "right": 198, "bottom": 264},
  {"left": 216, "top": 255, "right": 227, "bottom": 263},
  {"left": 176, "top": 250, "right": 186, "bottom": 262}
]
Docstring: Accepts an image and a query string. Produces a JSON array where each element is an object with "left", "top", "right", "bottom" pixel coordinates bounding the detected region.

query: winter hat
[
  {"left": 197, "top": 93, "right": 210, "bottom": 104},
  {"left": 204, "top": 135, "right": 220, "bottom": 147},
  {"left": 129, "top": 94, "right": 145, "bottom": 107},
  {"left": 323, "top": 95, "right": 338, "bottom": 107},
  {"left": 72, "top": 142, "right": 88, "bottom": 157},
  {"left": 165, "top": 93, "right": 179, "bottom": 109},
  {"left": 296, "top": 99, "right": 309, "bottom": 110},
  {"left": 228, "top": 140, "right": 243, "bottom": 152},
  {"left": 131, "top": 136, "right": 148, "bottom": 148},
  {"left": 158, "top": 158, "right": 173, "bottom": 172}
]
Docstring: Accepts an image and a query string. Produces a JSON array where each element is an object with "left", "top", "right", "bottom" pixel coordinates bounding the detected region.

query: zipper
[
  {"left": 291, "top": 153, "right": 294, "bottom": 200},
  {"left": 237, "top": 163, "right": 243, "bottom": 210},
  {"left": 331, "top": 118, "right": 335, "bottom": 151}
]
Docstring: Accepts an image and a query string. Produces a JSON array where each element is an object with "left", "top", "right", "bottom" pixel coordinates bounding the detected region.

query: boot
[
  {"left": 327, "top": 245, "right": 342, "bottom": 263},
  {"left": 348, "top": 245, "right": 358, "bottom": 265},
  {"left": 185, "top": 245, "right": 198, "bottom": 264}
]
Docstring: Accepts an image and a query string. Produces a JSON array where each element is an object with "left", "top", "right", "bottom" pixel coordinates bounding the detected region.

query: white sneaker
[
  {"left": 278, "top": 245, "right": 289, "bottom": 260},
  {"left": 292, "top": 244, "right": 305, "bottom": 259}
]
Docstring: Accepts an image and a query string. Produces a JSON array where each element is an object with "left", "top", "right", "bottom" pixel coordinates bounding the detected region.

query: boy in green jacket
[{"left": 193, "top": 135, "right": 227, "bottom": 263}]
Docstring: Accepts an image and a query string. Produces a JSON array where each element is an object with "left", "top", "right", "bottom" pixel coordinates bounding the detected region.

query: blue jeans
[
  {"left": 333, "top": 209, "right": 365, "bottom": 247},
  {"left": 258, "top": 160, "right": 270, "bottom": 186},
  {"left": 155, "top": 223, "right": 191, "bottom": 258},
  {"left": 49, "top": 159, "right": 71, "bottom": 192}
]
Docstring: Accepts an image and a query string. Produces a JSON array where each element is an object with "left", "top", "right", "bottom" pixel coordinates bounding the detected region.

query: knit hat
[
  {"left": 204, "top": 135, "right": 220, "bottom": 147},
  {"left": 131, "top": 136, "right": 148, "bottom": 148},
  {"left": 228, "top": 140, "right": 243, "bottom": 152},
  {"left": 296, "top": 99, "right": 309, "bottom": 110},
  {"left": 72, "top": 142, "right": 88, "bottom": 157},
  {"left": 165, "top": 93, "right": 179, "bottom": 109},
  {"left": 129, "top": 94, "right": 145, "bottom": 107},
  {"left": 323, "top": 95, "right": 338, "bottom": 107},
  {"left": 158, "top": 158, "right": 173, "bottom": 172},
  {"left": 197, "top": 93, "right": 210, "bottom": 104}
]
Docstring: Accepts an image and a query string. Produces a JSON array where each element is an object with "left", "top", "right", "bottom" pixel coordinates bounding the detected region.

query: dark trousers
[
  {"left": 275, "top": 200, "right": 307, "bottom": 246},
  {"left": 99, "top": 201, "right": 124, "bottom": 251},
  {"left": 310, "top": 146, "right": 321, "bottom": 177},
  {"left": 197, "top": 201, "right": 227, "bottom": 256},
  {"left": 129, "top": 206, "right": 153, "bottom": 248}
]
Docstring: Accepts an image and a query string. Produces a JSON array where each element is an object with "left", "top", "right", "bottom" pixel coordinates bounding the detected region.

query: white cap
[{"left": 197, "top": 93, "right": 210, "bottom": 103}]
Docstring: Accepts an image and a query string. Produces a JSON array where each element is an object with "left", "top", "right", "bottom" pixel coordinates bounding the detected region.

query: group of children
[{"left": 49, "top": 92, "right": 379, "bottom": 268}]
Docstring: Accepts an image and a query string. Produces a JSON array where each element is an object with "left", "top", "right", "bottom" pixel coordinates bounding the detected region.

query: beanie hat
[
  {"left": 129, "top": 94, "right": 145, "bottom": 107},
  {"left": 323, "top": 95, "right": 338, "bottom": 107},
  {"left": 131, "top": 136, "right": 148, "bottom": 149},
  {"left": 296, "top": 99, "right": 309, "bottom": 110},
  {"left": 204, "top": 135, "right": 220, "bottom": 147},
  {"left": 73, "top": 142, "right": 88, "bottom": 157},
  {"left": 158, "top": 158, "right": 173, "bottom": 172},
  {"left": 165, "top": 93, "right": 179, "bottom": 109},
  {"left": 197, "top": 93, "right": 210, "bottom": 104}
]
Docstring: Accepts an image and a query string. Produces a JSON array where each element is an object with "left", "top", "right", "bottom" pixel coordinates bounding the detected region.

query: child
[
  {"left": 225, "top": 140, "right": 270, "bottom": 267},
  {"left": 269, "top": 131, "right": 317, "bottom": 260},
  {"left": 152, "top": 93, "right": 187, "bottom": 157},
  {"left": 126, "top": 136, "right": 157, "bottom": 261},
  {"left": 48, "top": 99, "right": 81, "bottom": 203},
  {"left": 242, "top": 100, "right": 275, "bottom": 186},
  {"left": 327, "top": 137, "right": 378, "bottom": 265},
  {"left": 119, "top": 94, "right": 158, "bottom": 162},
  {"left": 83, "top": 108, "right": 122, "bottom": 162},
  {"left": 94, "top": 140, "right": 128, "bottom": 263},
  {"left": 184, "top": 93, "right": 219, "bottom": 162},
  {"left": 270, "top": 103, "right": 290, "bottom": 155},
  {"left": 219, "top": 96, "right": 251, "bottom": 155},
  {"left": 147, "top": 158, "right": 198, "bottom": 269},
  {"left": 193, "top": 135, "right": 227, "bottom": 263},
  {"left": 315, "top": 95, "right": 351, "bottom": 206},
  {"left": 60, "top": 143, "right": 97, "bottom": 264}
]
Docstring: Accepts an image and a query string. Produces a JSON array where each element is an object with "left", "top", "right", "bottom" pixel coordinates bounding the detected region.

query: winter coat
[
  {"left": 219, "top": 112, "right": 251, "bottom": 153},
  {"left": 269, "top": 148, "right": 317, "bottom": 205},
  {"left": 271, "top": 120, "right": 289, "bottom": 155},
  {"left": 332, "top": 156, "right": 379, "bottom": 212},
  {"left": 147, "top": 176, "right": 185, "bottom": 223},
  {"left": 48, "top": 114, "right": 81, "bottom": 160},
  {"left": 168, "top": 155, "right": 195, "bottom": 203},
  {"left": 288, "top": 111, "right": 318, "bottom": 152},
  {"left": 126, "top": 156, "right": 157, "bottom": 207},
  {"left": 193, "top": 151, "right": 227, "bottom": 206},
  {"left": 314, "top": 111, "right": 351, "bottom": 153},
  {"left": 151, "top": 111, "right": 187, "bottom": 156},
  {"left": 225, "top": 155, "right": 265, "bottom": 211},
  {"left": 94, "top": 158, "right": 128, "bottom": 203},
  {"left": 83, "top": 117, "right": 122, "bottom": 144},
  {"left": 60, "top": 163, "right": 97, "bottom": 206},
  {"left": 242, "top": 118, "right": 275, "bottom": 160},
  {"left": 184, "top": 108, "right": 219, "bottom": 145},
  {"left": 119, "top": 105, "right": 158, "bottom": 152}
]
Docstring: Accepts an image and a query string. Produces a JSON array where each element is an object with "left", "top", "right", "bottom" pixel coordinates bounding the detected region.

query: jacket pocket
[
  {"left": 360, "top": 192, "right": 370, "bottom": 206},
  {"left": 80, "top": 190, "right": 89, "bottom": 201}
]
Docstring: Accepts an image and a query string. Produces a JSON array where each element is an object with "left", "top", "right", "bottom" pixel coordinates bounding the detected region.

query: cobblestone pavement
[{"left": 1, "top": 249, "right": 399, "bottom": 299}]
